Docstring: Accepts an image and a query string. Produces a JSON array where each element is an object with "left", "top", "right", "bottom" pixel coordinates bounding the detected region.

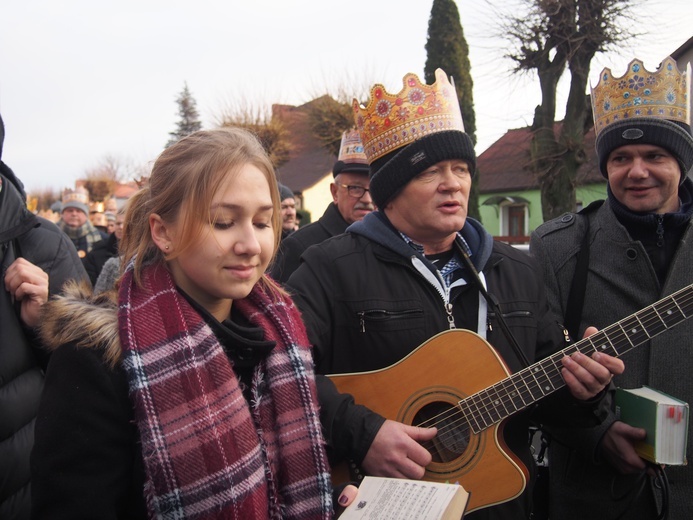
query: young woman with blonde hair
[{"left": 31, "top": 128, "right": 353, "bottom": 519}]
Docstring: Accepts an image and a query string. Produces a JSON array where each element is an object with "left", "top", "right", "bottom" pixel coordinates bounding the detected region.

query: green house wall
[{"left": 479, "top": 182, "right": 607, "bottom": 237}]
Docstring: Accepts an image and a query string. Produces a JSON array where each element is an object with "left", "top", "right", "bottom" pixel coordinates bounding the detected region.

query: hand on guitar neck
[{"left": 559, "top": 326, "right": 625, "bottom": 401}]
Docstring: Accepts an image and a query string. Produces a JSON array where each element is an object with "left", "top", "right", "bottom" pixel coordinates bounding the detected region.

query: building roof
[
  {"left": 113, "top": 181, "right": 139, "bottom": 198},
  {"left": 477, "top": 124, "right": 603, "bottom": 193},
  {"left": 273, "top": 97, "right": 337, "bottom": 193},
  {"left": 670, "top": 35, "right": 693, "bottom": 60}
]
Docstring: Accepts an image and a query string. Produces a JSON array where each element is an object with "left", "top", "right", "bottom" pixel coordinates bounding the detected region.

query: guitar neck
[{"left": 460, "top": 283, "right": 693, "bottom": 434}]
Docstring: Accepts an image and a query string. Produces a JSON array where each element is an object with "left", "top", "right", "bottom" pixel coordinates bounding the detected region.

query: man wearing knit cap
[
  {"left": 286, "top": 69, "right": 623, "bottom": 519},
  {"left": 277, "top": 183, "right": 297, "bottom": 240},
  {"left": 531, "top": 56, "right": 693, "bottom": 520},
  {"left": 269, "top": 129, "right": 374, "bottom": 282},
  {"left": 58, "top": 186, "right": 107, "bottom": 258}
]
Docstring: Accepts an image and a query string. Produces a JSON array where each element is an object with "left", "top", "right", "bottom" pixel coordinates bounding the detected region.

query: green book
[{"left": 615, "top": 386, "right": 689, "bottom": 465}]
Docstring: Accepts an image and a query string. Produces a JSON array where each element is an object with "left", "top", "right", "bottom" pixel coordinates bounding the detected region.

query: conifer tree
[
  {"left": 166, "top": 82, "right": 202, "bottom": 148},
  {"left": 424, "top": 0, "right": 480, "bottom": 220}
]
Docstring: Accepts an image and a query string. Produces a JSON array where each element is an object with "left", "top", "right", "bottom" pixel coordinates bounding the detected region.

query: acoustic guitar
[{"left": 328, "top": 283, "right": 693, "bottom": 514}]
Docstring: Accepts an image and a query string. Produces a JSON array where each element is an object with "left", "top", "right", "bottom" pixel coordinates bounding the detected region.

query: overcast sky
[{"left": 1, "top": 0, "right": 691, "bottom": 195}]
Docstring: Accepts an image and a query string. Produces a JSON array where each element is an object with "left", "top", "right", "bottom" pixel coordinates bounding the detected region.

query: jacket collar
[
  {"left": 347, "top": 210, "right": 494, "bottom": 273},
  {"left": 318, "top": 202, "right": 351, "bottom": 237},
  {"left": 607, "top": 177, "right": 693, "bottom": 232}
]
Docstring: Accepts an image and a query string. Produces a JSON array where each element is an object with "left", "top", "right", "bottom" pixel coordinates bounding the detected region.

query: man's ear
[
  {"left": 150, "top": 213, "right": 173, "bottom": 253},
  {"left": 329, "top": 182, "right": 339, "bottom": 203}
]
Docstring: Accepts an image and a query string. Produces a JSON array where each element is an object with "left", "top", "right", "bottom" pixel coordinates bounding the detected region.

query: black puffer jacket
[
  {"left": 287, "top": 211, "right": 601, "bottom": 520},
  {"left": 269, "top": 202, "right": 349, "bottom": 283},
  {"left": 83, "top": 232, "right": 119, "bottom": 285},
  {"left": 0, "top": 131, "right": 87, "bottom": 518}
]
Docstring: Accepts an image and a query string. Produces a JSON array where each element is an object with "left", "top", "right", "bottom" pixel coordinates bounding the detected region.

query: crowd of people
[{"left": 1, "top": 53, "right": 691, "bottom": 520}]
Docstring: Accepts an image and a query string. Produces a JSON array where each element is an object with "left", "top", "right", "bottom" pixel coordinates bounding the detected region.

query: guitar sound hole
[{"left": 414, "top": 401, "right": 470, "bottom": 463}]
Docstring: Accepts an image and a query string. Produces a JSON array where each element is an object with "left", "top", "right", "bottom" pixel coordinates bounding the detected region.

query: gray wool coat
[{"left": 530, "top": 195, "right": 693, "bottom": 520}]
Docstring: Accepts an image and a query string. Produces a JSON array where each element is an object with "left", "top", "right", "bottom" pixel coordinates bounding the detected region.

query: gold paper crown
[
  {"left": 62, "top": 186, "right": 89, "bottom": 205},
  {"left": 591, "top": 56, "right": 690, "bottom": 137},
  {"left": 337, "top": 128, "right": 368, "bottom": 164},
  {"left": 353, "top": 68, "right": 465, "bottom": 163},
  {"left": 104, "top": 197, "right": 118, "bottom": 213}
]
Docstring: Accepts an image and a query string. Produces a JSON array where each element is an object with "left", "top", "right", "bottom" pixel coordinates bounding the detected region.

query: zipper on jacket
[
  {"left": 427, "top": 263, "right": 457, "bottom": 330},
  {"left": 357, "top": 309, "right": 422, "bottom": 333},
  {"left": 409, "top": 256, "right": 457, "bottom": 330},
  {"left": 487, "top": 309, "right": 532, "bottom": 332},
  {"left": 444, "top": 302, "right": 455, "bottom": 329},
  {"left": 656, "top": 215, "right": 664, "bottom": 247}
]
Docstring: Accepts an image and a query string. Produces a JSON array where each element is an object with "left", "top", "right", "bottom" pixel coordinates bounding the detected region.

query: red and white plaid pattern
[{"left": 118, "top": 263, "right": 332, "bottom": 519}]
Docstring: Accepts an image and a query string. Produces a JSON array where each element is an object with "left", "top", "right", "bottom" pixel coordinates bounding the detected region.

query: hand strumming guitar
[{"left": 361, "top": 420, "right": 437, "bottom": 479}]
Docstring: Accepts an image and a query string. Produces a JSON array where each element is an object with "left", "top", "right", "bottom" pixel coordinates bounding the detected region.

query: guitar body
[{"left": 328, "top": 329, "right": 529, "bottom": 514}]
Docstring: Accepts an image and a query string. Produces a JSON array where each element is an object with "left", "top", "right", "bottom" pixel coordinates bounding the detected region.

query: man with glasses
[{"left": 270, "top": 129, "right": 374, "bottom": 282}]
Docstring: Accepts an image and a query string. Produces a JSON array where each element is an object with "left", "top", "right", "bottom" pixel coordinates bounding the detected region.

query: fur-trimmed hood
[{"left": 39, "top": 281, "right": 122, "bottom": 368}]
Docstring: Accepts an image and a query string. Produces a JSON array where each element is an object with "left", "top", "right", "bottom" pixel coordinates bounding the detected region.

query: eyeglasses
[{"left": 337, "top": 183, "right": 370, "bottom": 199}]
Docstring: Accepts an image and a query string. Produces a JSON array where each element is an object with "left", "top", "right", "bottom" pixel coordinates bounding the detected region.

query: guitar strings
[
  {"left": 421, "top": 289, "right": 693, "bottom": 445},
  {"left": 412, "top": 289, "right": 693, "bottom": 452},
  {"left": 428, "top": 288, "right": 693, "bottom": 441}
]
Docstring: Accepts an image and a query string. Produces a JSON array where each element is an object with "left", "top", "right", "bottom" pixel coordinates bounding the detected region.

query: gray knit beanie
[{"left": 277, "top": 183, "right": 294, "bottom": 201}]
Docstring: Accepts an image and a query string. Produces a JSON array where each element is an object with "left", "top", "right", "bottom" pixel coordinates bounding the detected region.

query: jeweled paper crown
[
  {"left": 352, "top": 68, "right": 465, "bottom": 164},
  {"left": 62, "top": 186, "right": 89, "bottom": 206},
  {"left": 337, "top": 128, "right": 368, "bottom": 165},
  {"left": 591, "top": 56, "right": 690, "bottom": 138}
]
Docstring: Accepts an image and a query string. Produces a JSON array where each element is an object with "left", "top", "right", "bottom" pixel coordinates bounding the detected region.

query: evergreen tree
[
  {"left": 424, "top": 0, "right": 480, "bottom": 221},
  {"left": 166, "top": 82, "right": 202, "bottom": 148}
]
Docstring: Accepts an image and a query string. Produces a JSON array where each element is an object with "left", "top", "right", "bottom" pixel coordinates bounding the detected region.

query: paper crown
[
  {"left": 104, "top": 197, "right": 118, "bottom": 213},
  {"left": 61, "top": 186, "right": 90, "bottom": 213},
  {"left": 337, "top": 128, "right": 368, "bottom": 165},
  {"left": 591, "top": 56, "right": 690, "bottom": 138},
  {"left": 352, "top": 68, "right": 465, "bottom": 164},
  {"left": 62, "top": 186, "right": 89, "bottom": 205}
]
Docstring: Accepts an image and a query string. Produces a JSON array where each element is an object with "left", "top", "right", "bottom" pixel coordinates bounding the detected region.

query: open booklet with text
[{"left": 339, "top": 476, "right": 469, "bottom": 520}]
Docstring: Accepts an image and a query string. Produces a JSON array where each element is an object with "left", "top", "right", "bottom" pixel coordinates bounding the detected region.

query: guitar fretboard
[{"left": 459, "top": 284, "right": 693, "bottom": 434}]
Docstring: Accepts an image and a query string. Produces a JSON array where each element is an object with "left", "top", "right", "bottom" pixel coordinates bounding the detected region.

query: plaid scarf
[
  {"left": 59, "top": 219, "right": 104, "bottom": 253},
  {"left": 118, "top": 262, "right": 332, "bottom": 520}
]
